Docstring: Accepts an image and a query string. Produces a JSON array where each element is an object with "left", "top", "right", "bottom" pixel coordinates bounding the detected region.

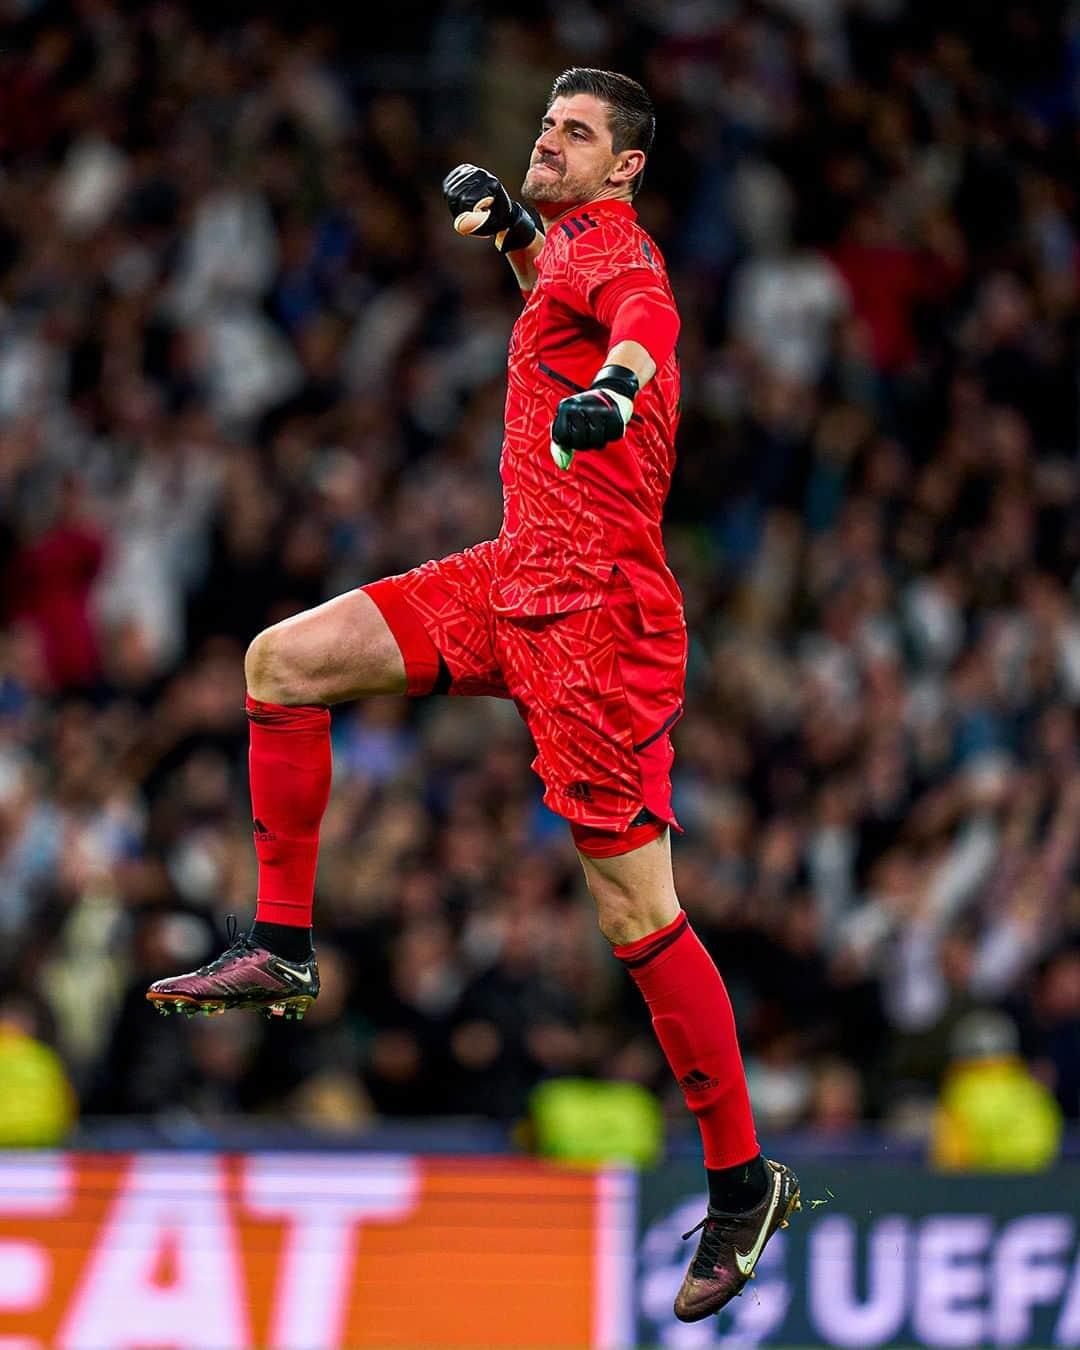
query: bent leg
[
  {"left": 245, "top": 589, "right": 407, "bottom": 707},
  {"left": 151, "top": 547, "right": 505, "bottom": 1002},
  {"left": 241, "top": 590, "right": 407, "bottom": 933},
  {"left": 579, "top": 834, "right": 760, "bottom": 1174},
  {"left": 244, "top": 546, "right": 504, "bottom": 940}
]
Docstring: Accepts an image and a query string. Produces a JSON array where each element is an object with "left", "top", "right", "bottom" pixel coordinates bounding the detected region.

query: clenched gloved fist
[
  {"left": 549, "top": 365, "right": 640, "bottom": 470},
  {"left": 442, "top": 163, "right": 539, "bottom": 254}
]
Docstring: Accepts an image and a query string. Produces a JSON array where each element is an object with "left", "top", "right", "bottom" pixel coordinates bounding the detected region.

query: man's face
[{"left": 522, "top": 93, "right": 623, "bottom": 216}]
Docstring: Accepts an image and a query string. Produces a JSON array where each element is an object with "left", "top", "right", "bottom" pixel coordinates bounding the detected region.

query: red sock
[
  {"left": 614, "top": 911, "right": 759, "bottom": 1168},
  {"left": 246, "top": 695, "right": 332, "bottom": 928}
]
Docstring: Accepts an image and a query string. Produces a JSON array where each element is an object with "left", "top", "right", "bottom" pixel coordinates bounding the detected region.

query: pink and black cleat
[{"left": 146, "top": 915, "right": 318, "bottom": 1021}]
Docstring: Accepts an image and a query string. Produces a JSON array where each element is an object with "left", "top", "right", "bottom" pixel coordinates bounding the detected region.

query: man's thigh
[
  {"left": 361, "top": 541, "right": 509, "bottom": 698},
  {"left": 496, "top": 575, "right": 686, "bottom": 838}
]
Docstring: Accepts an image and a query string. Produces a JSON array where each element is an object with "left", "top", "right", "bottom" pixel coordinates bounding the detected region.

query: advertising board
[
  {"left": 7, "top": 1149, "right": 1079, "bottom": 1347},
  {"left": 0, "top": 1152, "right": 634, "bottom": 1349},
  {"left": 637, "top": 1160, "right": 1080, "bottom": 1348}
]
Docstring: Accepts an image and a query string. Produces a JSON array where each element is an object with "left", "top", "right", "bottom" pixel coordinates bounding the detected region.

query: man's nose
[{"left": 535, "top": 126, "right": 559, "bottom": 153}]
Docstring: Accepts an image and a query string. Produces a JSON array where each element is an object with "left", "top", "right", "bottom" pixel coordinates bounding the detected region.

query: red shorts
[{"left": 361, "top": 541, "right": 686, "bottom": 856}]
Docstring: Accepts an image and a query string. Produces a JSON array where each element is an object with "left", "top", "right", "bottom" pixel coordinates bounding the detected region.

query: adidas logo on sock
[
  {"left": 253, "top": 818, "right": 277, "bottom": 842},
  {"left": 679, "top": 1068, "right": 721, "bottom": 1094}
]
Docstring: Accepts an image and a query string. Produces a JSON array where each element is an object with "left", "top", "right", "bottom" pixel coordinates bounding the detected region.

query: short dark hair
[{"left": 547, "top": 68, "right": 655, "bottom": 196}]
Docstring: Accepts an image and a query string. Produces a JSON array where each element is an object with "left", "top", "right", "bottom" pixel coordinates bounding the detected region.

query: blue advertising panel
[{"left": 637, "top": 1160, "right": 1080, "bottom": 1348}]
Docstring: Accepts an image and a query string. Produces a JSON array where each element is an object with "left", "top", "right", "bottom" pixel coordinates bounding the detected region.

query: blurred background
[
  {"left": 1, "top": 0, "right": 1078, "bottom": 1158},
  {"left": 0, "top": 2, "right": 1078, "bottom": 1343}
]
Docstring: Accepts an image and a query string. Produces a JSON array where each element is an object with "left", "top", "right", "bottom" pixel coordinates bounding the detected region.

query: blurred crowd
[{"left": 0, "top": 0, "right": 1078, "bottom": 1154}]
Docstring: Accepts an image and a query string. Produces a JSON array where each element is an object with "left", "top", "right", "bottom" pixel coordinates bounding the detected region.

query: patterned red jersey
[{"left": 492, "top": 199, "right": 683, "bottom": 629}]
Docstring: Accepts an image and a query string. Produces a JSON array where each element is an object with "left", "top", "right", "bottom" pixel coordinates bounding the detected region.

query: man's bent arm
[
  {"left": 595, "top": 273, "right": 680, "bottom": 386},
  {"left": 548, "top": 279, "right": 679, "bottom": 467}
]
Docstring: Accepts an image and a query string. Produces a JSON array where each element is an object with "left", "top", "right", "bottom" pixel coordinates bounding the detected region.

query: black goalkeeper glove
[
  {"left": 442, "top": 163, "right": 539, "bottom": 254},
  {"left": 549, "top": 365, "right": 640, "bottom": 469}
]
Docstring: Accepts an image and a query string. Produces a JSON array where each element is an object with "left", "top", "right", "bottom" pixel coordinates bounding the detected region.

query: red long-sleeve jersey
[{"left": 492, "top": 199, "right": 683, "bottom": 631}]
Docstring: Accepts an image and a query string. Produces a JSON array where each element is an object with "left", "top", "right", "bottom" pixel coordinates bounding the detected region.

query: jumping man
[{"left": 147, "top": 67, "right": 800, "bottom": 1321}]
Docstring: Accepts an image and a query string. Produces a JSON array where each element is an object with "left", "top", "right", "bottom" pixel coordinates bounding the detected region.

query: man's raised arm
[{"left": 442, "top": 163, "right": 544, "bottom": 292}]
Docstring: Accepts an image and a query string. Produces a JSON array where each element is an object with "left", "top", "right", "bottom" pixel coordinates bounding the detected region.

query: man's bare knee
[
  {"left": 582, "top": 865, "right": 679, "bottom": 947},
  {"left": 245, "top": 626, "right": 305, "bottom": 705},
  {"left": 244, "top": 591, "right": 408, "bottom": 706},
  {"left": 579, "top": 831, "right": 680, "bottom": 946},
  {"left": 593, "top": 891, "right": 653, "bottom": 947}
]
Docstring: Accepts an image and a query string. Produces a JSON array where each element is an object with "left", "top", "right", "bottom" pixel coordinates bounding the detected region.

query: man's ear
[{"left": 610, "top": 148, "right": 646, "bottom": 189}]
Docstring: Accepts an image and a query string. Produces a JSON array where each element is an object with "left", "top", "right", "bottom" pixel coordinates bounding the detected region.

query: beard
[{"left": 521, "top": 160, "right": 598, "bottom": 212}]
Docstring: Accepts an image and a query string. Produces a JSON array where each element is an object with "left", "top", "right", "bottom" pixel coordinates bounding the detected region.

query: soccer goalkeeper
[{"left": 147, "top": 67, "right": 799, "bottom": 1319}]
